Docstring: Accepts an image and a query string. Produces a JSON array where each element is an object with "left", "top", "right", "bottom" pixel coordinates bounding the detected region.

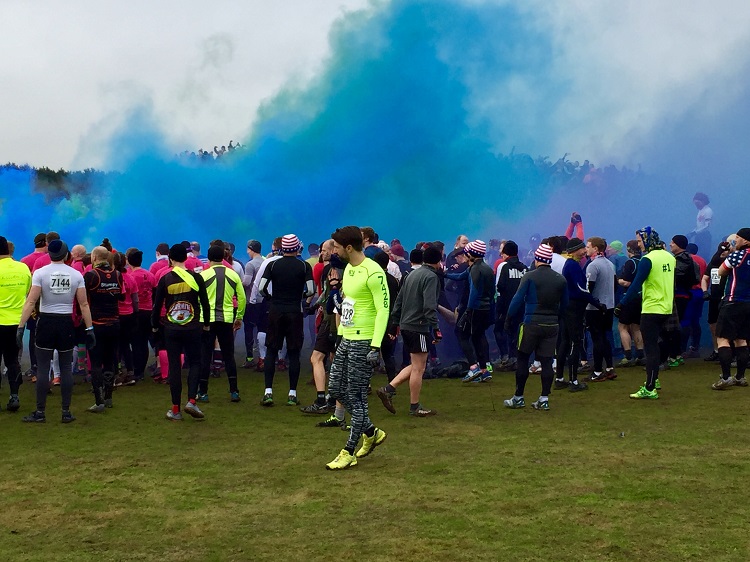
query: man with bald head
[{"left": 70, "top": 245, "right": 86, "bottom": 274}]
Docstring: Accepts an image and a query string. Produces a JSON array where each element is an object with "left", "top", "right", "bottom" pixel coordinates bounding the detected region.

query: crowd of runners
[{"left": 1, "top": 194, "right": 748, "bottom": 469}]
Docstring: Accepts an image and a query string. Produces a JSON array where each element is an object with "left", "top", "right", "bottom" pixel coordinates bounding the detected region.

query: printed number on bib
[
  {"left": 49, "top": 273, "right": 72, "bottom": 295},
  {"left": 341, "top": 297, "right": 356, "bottom": 327}
]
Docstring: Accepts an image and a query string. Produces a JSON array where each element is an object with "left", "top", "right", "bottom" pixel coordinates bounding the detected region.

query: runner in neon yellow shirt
[
  {"left": 325, "top": 226, "right": 389, "bottom": 470},
  {"left": 0, "top": 236, "right": 32, "bottom": 410}
]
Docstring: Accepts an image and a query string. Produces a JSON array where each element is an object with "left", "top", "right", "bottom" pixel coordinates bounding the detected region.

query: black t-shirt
[
  {"left": 621, "top": 257, "right": 639, "bottom": 283},
  {"left": 262, "top": 256, "right": 314, "bottom": 313},
  {"left": 84, "top": 267, "right": 123, "bottom": 325},
  {"left": 708, "top": 254, "right": 728, "bottom": 300}
]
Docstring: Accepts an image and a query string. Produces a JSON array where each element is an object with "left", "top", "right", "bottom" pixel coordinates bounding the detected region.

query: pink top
[
  {"left": 71, "top": 259, "right": 85, "bottom": 275},
  {"left": 149, "top": 258, "right": 169, "bottom": 276},
  {"left": 21, "top": 251, "right": 45, "bottom": 271},
  {"left": 185, "top": 256, "right": 203, "bottom": 272},
  {"left": 130, "top": 267, "right": 156, "bottom": 310},
  {"left": 32, "top": 253, "right": 52, "bottom": 273},
  {"left": 118, "top": 271, "right": 139, "bottom": 315}
]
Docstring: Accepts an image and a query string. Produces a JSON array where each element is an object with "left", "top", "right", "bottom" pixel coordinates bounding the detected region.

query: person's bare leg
[
  {"left": 311, "top": 350, "right": 326, "bottom": 392},
  {"left": 407, "top": 353, "right": 429, "bottom": 404}
]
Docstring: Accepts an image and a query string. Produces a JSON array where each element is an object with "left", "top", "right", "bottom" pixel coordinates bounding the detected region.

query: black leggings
[
  {"left": 640, "top": 313, "right": 670, "bottom": 391},
  {"left": 264, "top": 347, "right": 301, "bottom": 391},
  {"left": 90, "top": 323, "right": 120, "bottom": 404},
  {"left": 515, "top": 352, "right": 554, "bottom": 397},
  {"left": 0, "top": 325, "right": 22, "bottom": 394},
  {"left": 132, "top": 310, "right": 152, "bottom": 379},
  {"left": 586, "top": 309, "right": 614, "bottom": 371},
  {"left": 556, "top": 302, "right": 586, "bottom": 381},
  {"left": 118, "top": 313, "right": 136, "bottom": 372},
  {"left": 35, "top": 348, "right": 74, "bottom": 412},
  {"left": 165, "top": 327, "right": 202, "bottom": 406},
  {"left": 380, "top": 332, "right": 397, "bottom": 382},
  {"left": 200, "top": 322, "right": 238, "bottom": 394},
  {"left": 457, "top": 309, "right": 490, "bottom": 367}
]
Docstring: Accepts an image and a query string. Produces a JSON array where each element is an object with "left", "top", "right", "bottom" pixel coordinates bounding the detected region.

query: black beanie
[
  {"left": 168, "top": 243, "right": 188, "bottom": 262},
  {"left": 423, "top": 246, "right": 442, "bottom": 265},
  {"left": 672, "top": 235, "right": 688, "bottom": 250},
  {"left": 736, "top": 227, "right": 750, "bottom": 241},
  {"left": 502, "top": 240, "right": 519, "bottom": 257},
  {"left": 48, "top": 239, "right": 69, "bottom": 261},
  {"left": 409, "top": 249, "right": 424, "bottom": 264},
  {"left": 566, "top": 238, "right": 584, "bottom": 253},
  {"left": 0, "top": 236, "right": 9, "bottom": 255},
  {"left": 208, "top": 245, "right": 225, "bottom": 262}
]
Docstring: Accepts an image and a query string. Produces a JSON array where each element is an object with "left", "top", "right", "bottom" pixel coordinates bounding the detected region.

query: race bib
[
  {"left": 710, "top": 268, "right": 720, "bottom": 286},
  {"left": 341, "top": 297, "right": 356, "bottom": 327},
  {"left": 49, "top": 272, "right": 72, "bottom": 295}
]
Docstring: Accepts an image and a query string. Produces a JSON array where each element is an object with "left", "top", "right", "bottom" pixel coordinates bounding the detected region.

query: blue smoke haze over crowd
[{"left": 1, "top": 0, "right": 749, "bottom": 255}]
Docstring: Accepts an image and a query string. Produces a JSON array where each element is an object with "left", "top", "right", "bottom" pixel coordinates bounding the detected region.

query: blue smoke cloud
[{"left": 1, "top": 0, "right": 748, "bottom": 259}]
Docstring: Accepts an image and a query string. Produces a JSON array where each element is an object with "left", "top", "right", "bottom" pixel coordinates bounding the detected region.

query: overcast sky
[{"left": 2, "top": 0, "right": 749, "bottom": 170}]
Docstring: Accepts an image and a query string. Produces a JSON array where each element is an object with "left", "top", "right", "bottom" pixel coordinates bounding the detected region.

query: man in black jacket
[{"left": 493, "top": 241, "right": 527, "bottom": 372}]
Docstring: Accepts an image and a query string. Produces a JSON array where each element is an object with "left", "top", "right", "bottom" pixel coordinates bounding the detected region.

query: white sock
[
  {"left": 265, "top": 387, "right": 272, "bottom": 395},
  {"left": 514, "top": 395, "right": 523, "bottom": 401},
  {"left": 539, "top": 396, "right": 548, "bottom": 402},
  {"left": 594, "top": 371, "right": 602, "bottom": 376},
  {"left": 288, "top": 389, "right": 297, "bottom": 397}
]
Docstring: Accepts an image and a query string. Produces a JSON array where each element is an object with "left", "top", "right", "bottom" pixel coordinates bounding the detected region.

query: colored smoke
[{"left": 2, "top": 0, "right": 750, "bottom": 256}]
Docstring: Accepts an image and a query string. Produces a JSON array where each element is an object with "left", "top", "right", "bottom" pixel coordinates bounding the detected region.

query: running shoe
[
  {"left": 52, "top": 377, "right": 61, "bottom": 386},
  {"left": 241, "top": 357, "right": 255, "bottom": 369},
  {"left": 712, "top": 376, "right": 735, "bottom": 390},
  {"left": 501, "top": 359, "right": 517, "bottom": 372},
  {"left": 635, "top": 357, "right": 646, "bottom": 366},
  {"left": 87, "top": 403, "right": 105, "bottom": 413},
  {"left": 485, "top": 362, "right": 494, "bottom": 373},
  {"left": 734, "top": 377, "right": 748, "bottom": 387},
  {"left": 376, "top": 386, "right": 396, "bottom": 414},
  {"left": 503, "top": 396, "right": 525, "bottom": 409},
  {"left": 277, "top": 359, "right": 288, "bottom": 372},
  {"left": 579, "top": 362, "right": 593, "bottom": 373},
  {"left": 22, "top": 410, "right": 46, "bottom": 423},
  {"left": 104, "top": 399, "right": 113, "bottom": 408},
  {"left": 668, "top": 357, "right": 684, "bottom": 368},
  {"left": 166, "top": 410, "right": 183, "bottom": 421},
  {"left": 317, "top": 415, "right": 345, "bottom": 428},
  {"left": 462, "top": 366, "right": 483, "bottom": 382},
  {"left": 605, "top": 369, "right": 618, "bottom": 380},
  {"left": 230, "top": 391, "right": 241, "bottom": 402},
  {"left": 409, "top": 406, "right": 437, "bottom": 417},
  {"left": 6, "top": 395, "right": 20, "bottom": 413},
  {"left": 254, "top": 358, "right": 265, "bottom": 372},
  {"left": 589, "top": 373, "right": 608, "bottom": 382},
  {"left": 299, "top": 402, "right": 329, "bottom": 414},
  {"left": 260, "top": 393, "right": 274, "bottom": 407},
  {"left": 210, "top": 368, "right": 222, "bottom": 378},
  {"left": 569, "top": 381, "right": 589, "bottom": 392},
  {"left": 683, "top": 348, "right": 700, "bottom": 359},
  {"left": 629, "top": 386, "right": 659, "bottom": 399},
  {"left": 477, "top": 372, "right": 492, "bottom": 382},
  {"left": 61, "top": 410, "right": 76, "bottom": 424},
  {"left": 528, "top": 363, "right": 542, "bottom": 374},
  {"left": 286, "top": 395, "right": 299, "bottom": 406},
  {"left": 617, "top": 358, "right": 634, "bottom": 368},
  {"left": 641, "top": 378, "right": 661, "bottom": 390},
  {"left": 184, "top": 402, "right": 205, "bottom": 418},
  {"left": 531, "top": 399, "right": 550, "bottom": 411},
  {"left": 553, "top": 379, "right": 568, "bottom": 390},
  {"left": 325, "top": 449, "right": 357, "bottom": 470},
  {"left": 356, "top": 428, "right": 387, "bottom": 458},
  {"left": 197, "top": 393, "right": 210, "bottom": 403}
]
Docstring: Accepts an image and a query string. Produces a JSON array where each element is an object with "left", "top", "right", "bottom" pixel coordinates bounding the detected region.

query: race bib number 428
[
  {"left": 341, "top": 297, "right": 355, "bottom": 327},
  {"left": 49, "top": 273, "right": 72, "bottom": 294}
]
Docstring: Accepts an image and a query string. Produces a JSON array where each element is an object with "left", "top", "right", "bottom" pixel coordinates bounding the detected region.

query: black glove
[
  {"left": 432, "top": 328, "right": 442, "bottom": 344},
  {"left": 703, "top": 290, "right": 710, "bottom": 301},
  {"left": 366, "top": 347, "right": 380, "bottom": 367},
  {"left": 597, "top": 302, "right": 607, "bottom": 312},
  {"left": 613, "top": 305, "right": 623, "bottom": 318},
  {"left": 86, "top": 328, "right": 97, "bottom": 350},
  {"left": 16, "top": 326, "right": 24, "bottom": 349},
  {"left": 571, "top": 212, "right": 582, "bottom": 224}
]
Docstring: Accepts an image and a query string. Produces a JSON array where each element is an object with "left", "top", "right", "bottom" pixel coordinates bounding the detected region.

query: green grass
[{"left": 1, "top": 358, "right": 749, "bottom": 561}]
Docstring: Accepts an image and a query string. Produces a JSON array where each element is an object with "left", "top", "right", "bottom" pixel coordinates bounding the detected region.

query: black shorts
[
  {"left": 716, "top": 302, "right": 750, "bottom": 341},
  {"left": 618, "top": 299, "right": 642, "bottom": 326},
  {"left": 266, "top": 309, "right": 304, "bottom": 351},
  {"left": 518, "top": 323, "right": 558, "bottom": 357},
  {"left": 708, "top": 298, "right": 721, "bottom": 324},
  {"left": 402, "top": 330, "right": 430, "bottom": 354},
  {"left": 36, "top": 314, "right": 75, "bottom": 352},
  {"left": 313, "top": 320, "right": 337, "bottom": 355}
]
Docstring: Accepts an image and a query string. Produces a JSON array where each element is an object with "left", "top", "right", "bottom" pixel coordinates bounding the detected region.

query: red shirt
[
  {"left": 691, "top": 254, "right": 707, "bottom": 290},
  {"left": 313, "top": 261, "right": 326, "bottom": 294}
]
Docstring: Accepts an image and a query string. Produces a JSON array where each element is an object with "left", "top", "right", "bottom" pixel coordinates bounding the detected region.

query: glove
[
  {"left": 613, "top": 305, "right": 623, "bottom": 318},
  {"left": 596, "top": 301, "right": 607, "bottom": 312},
  {"left": 719, "top": 241, "right": 731, "bottom": 252},
  {"left": 432, "top": 328, "right": 442, "bottom": 344},
  {"left": 703, "top": 290, "right": 710, "bottom": 301},
  {"left": 86, "top": 328, "right": 97, "bottom": 350},
  {"left": 16, "top": 326, "right": 24, "bottom": 349},
  {"left": 366, "top": 348, "right": 380, "bottom": 367},
  {"left": 571, "top": 212, "right": 582, "bottom": 224}
]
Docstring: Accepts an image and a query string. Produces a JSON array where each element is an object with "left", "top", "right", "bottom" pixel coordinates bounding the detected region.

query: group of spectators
[{"left": 175, "top": 140, "right": 243, "bottom": 163}]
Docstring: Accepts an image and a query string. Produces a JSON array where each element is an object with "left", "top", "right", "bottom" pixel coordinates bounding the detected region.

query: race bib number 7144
[{"left": 49, "top": 273, "right": 72, "bottom": 295}]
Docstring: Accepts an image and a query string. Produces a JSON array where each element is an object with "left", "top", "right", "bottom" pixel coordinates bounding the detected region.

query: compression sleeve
[
  {"left": 367, "top": 270, "right": 390, "bottom": 348},
  {"left": 620, "top": 257, "right": 652, "bottom": 306}
]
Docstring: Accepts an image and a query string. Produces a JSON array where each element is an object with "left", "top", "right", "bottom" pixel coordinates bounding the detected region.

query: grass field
[{"left": 1, "top": 356, "right": 749, "bottom": 561}]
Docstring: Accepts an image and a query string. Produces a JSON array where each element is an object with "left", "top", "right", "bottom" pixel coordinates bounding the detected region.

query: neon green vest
[{"left": 642, "top": 249, "right": 675, "bottom": 314}]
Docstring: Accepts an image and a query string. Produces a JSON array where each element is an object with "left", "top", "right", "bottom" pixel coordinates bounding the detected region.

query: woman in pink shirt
[
  {"left": 114, "top": 252, "right": 139, "bottom": 386},
  {"left": 127, "top": 250, "right": 157, "bottom": 382}
]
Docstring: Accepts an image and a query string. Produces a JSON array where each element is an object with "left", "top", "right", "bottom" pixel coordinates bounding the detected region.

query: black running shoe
[
  {"left": 22, "top": 411, "right": 46, "bottom": 423},
  {"left": 300, "top": 402, "right": 329, "bottom": 414},
  {"left": 317, "top": 415, "right": 345, "bottom": 428},
  {"left": 61, "top": 410, "right": 76, "bottom": 424}
]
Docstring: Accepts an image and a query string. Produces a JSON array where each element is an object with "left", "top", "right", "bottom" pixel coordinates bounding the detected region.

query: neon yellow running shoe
[
  {"left": 325, "top": 449, "right": 357, "bottom": 470},
  {"left": 641, "top": 378, "right": 661, "bottom": 390},
  {"left": 629, "top": 386, "right": 659, "bottom": 400},
  {"left": 355, "top": 428, "right": 387, "bottom": 458}
]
